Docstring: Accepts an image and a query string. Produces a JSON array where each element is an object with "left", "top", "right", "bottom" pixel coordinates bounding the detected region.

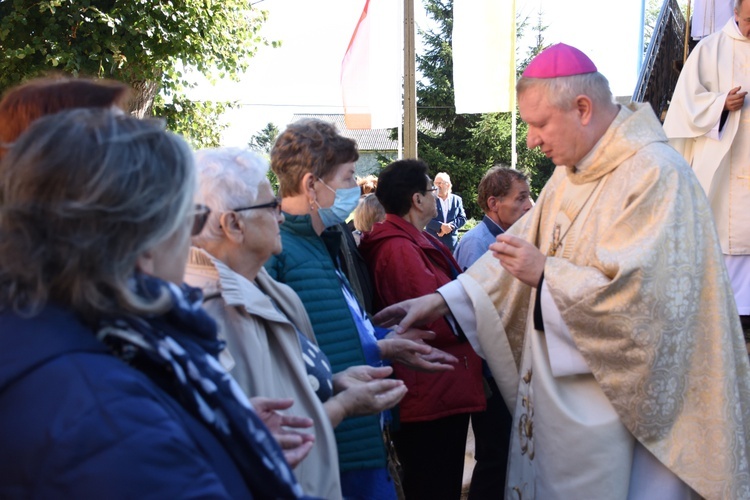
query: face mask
[{"left": 316, "top": 180, "right": 361, "bottom": 228}]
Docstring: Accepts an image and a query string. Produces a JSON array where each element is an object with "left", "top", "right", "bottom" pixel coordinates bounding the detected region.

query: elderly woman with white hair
[{"left": 184, "top": 147, "right": 408, "bottom": 500}]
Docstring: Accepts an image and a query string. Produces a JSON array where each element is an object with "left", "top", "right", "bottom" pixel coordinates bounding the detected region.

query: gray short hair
[
  {"left": 192, "top": 147, "right": 270, "bottom": 246},
  {"left": 516, "top": 71, "right": 614, "bottom": 110},
  {"left": 0, "top": 108, "right": 195, "bottom": 320}
]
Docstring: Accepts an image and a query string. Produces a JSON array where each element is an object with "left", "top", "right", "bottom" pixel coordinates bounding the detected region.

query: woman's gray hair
[
  {"left": 0, "top": 108, "right": 196, "bottom": 320},
  {"left": 192, "top": 147, "right": 270, "bottom": 247},
  {"left": 516, "top": 71, "right": 614, "bottom": 110}
]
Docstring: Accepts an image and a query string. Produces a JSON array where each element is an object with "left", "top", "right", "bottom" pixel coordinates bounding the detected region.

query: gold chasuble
[{"left": 459, "top": 104, "right": 750, "bottom": 499}]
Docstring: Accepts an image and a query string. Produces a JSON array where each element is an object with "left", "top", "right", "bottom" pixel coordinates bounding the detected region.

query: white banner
[{"left": 453, "top": 0, "right": 516, "bottom": 114}]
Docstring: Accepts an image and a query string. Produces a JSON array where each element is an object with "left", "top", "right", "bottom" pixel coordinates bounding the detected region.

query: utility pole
[{"left": 403, "top": 0, "right": 418, "bottom": 158}]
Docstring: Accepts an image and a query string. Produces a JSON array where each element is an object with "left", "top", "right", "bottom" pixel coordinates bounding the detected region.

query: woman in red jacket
[{"left": 359, "top": 159, "right": 486, "bottom": 500}]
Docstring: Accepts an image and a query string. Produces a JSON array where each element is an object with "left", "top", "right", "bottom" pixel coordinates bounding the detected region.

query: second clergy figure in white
[{"left": 663, "top": 0, "right": 750, "bottom": 334}]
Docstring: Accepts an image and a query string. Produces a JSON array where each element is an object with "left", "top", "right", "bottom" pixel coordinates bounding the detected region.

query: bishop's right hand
[{"left": 372, "top": 292, "right": 449, "bottom": 334}]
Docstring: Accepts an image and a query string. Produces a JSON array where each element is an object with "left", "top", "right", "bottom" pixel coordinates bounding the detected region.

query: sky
[{"left": 187, "top": 0, "right": 647, "bottom": 146}]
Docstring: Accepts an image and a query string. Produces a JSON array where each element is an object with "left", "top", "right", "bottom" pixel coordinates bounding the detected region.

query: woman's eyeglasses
[
  {"left": 233, "top": 197, "right": 283, "bottom": 215},
  {"left": 191, "top": 204, "right": 211, "bottom": 236}
]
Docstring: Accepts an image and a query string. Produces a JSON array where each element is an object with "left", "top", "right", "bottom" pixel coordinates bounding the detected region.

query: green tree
[
  {"left": 643, "top": 0, "right": 662, "bottom": 52},
  {"left": 417, "top": 0, "right": 554, "bottom": 219},
  {"left": 249, "top": 122, "right": 280, "bottom": 156},
  {"left": 0, "top": 0, "right": 273, "bottom": 146},
  {"left": 249, "top": 122, "right": 281, "bottom": 192},
  {"left": 468, "top": 114, "right": 555, "bottom": 197},
  {"left": 156, "top": 96, "right": 232, "bottom": 149},
  {"left": 517, "top": 9, "right": 550, "bottom": 75}
]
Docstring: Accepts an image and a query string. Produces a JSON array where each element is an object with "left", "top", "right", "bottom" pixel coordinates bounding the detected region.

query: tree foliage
[
  {"left": 517, "top": 9, "right": 549, "bottom": 74},
  {"left": 0, "top": 0, "right": 272, "bottom": 145},
  {"left": 249, "top": 122, "right": 281, "bottom": 192},
  {"left": 417, "top": 0, "right": 554, "bottom": 220},
  {"left": 249, "top": 122, "right": 280, "bottom": 156},
  {"left": 155, "top": 95, "right": 232, "bottom": 149}
]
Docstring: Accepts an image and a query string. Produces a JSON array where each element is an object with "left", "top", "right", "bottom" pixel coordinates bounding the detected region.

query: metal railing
[{"left": 632, "top": 0, "right": 687, "bottom": 121}]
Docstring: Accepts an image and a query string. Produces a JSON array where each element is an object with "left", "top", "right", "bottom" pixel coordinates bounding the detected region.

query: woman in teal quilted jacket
[{"left": 265, "top": 118, "right": 456, "bottom": 500}]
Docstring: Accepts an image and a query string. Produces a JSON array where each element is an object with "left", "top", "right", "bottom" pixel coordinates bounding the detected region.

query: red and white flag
[
  {"left": 341, "top": 0, "right": 402, "bottom": 130},
  {"left": 452, "top": 0, "right": 516, "bottom": 114}
]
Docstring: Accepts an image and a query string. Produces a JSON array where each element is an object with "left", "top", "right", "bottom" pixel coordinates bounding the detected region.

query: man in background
[
  {"left": 425, "top": 172, "right": 466, "bottom": 251},
  {"left": 454, "top": 166, "right": 532, "bottom": 271},
  {"left": 453, "top": 165, "right": 531, "bottom": 499}
]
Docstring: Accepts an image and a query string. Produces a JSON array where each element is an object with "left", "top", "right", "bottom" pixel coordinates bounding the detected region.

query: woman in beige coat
[{"left": 184, "top": 148, "right": 407, "bottom": 500}]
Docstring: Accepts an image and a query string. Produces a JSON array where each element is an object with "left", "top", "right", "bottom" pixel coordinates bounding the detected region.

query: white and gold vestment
[{"left": 452, "top": 104, "right": 750, "bottom": 499}]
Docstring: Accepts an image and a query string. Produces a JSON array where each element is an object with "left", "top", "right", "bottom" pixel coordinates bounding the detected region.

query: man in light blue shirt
[
  {"left": 452, "top": 165, "right": 531, "bottom": 500},
  {"left": 454, "top": 166, "right": 532, "bottom": 271}
]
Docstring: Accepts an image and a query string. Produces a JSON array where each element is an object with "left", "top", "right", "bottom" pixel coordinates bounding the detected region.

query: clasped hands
[{"left": 437, "top": 222, "right": 454, "bottom": 237}]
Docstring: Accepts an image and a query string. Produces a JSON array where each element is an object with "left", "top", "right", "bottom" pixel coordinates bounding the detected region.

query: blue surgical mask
[{"left": 316, "top": 180, "right": 361, "bottom": 228}]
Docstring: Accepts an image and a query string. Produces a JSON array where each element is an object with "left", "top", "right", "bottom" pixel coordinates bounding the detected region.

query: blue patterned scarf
[{"left": 97, "top": 272, "right": 308, "bottom": 499}]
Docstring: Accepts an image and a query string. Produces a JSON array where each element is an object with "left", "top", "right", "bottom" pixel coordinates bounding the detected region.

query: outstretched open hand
[
  {"left": 325, "top": 367, "right": 407, "bottom": 427},
  {"left": 333, "top": 365, "right": 394, "bottom": 392},
  {"left": 379, "top": 330, "right": 457, "bottom": 372}
]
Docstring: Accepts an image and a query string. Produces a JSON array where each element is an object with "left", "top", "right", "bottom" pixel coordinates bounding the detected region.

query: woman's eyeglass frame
[{"left": 232, "top": 197, "right": 283, "bottom": 215}]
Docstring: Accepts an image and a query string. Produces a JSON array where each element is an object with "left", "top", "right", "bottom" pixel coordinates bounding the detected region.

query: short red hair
[{"left": 0, "top": 77, "right": 129, "bottom": 159}]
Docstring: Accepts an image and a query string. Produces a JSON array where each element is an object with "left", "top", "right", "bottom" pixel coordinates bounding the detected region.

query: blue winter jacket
[{"left": 0, "top": 305, "right": 253, "bottom": 499}]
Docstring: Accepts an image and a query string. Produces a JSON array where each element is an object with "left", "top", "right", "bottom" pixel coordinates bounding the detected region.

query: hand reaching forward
[
  {"left": 250, "top": 397, "right": 315, "bottom": 468},
  {"left": 490, "top": 233, "right": 546, "bottom": 287},
  {"left": 372, "top": 292, "right": 449, "bottom": 333}
]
